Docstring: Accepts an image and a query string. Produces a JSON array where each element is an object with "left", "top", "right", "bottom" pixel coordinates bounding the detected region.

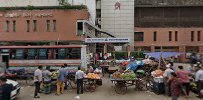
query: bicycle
[{"left": 66, "top": 74, "right": 77, "bottom": 90}]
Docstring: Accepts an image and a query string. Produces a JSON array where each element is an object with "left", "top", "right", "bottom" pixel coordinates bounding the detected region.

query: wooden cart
[
  {"left": 83, "top": 78, "right": 101, "bottom": 92},
  {"left": 110, "top": 78, "right": 148, "bottom": 94}
]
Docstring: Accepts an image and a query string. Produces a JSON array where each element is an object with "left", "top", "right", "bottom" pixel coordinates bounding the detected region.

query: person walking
[
  {"left": 169, "top": 72, "right": 182, "bottom": 100},
  {"left": 42, "top": 66, "right": 52, "bottom": 94},
  {"left": 75, "top": 67, "right": 85, "bottom": 95},
  {"left": 0, "top": 76, "right": 13, "bottom": 100},
  {"left": 34, "top": 66, "right": 43, "bottom": 98},
  {"left": 195, "top": 66, "right": 203, "bottom": 98},
  {"left": 56, "top": 65, "right": 67, "bottom": 95},
  {"left": 163, "top": 64, "right": 174, "bottom": 96},
  {"left": 176, "top": 66, "right": 190, "bottom": 97}
]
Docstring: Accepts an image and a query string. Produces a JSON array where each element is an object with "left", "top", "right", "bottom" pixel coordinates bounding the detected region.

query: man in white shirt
[
  {"left": 195, "top": 66, "right": 203, "bottom": 98},
  {"left": 75, "top": 67, "right": 85, "bottom": 94},
  {"left": 163, "top": 64, "right": 174, "bottom": 96},
  {"left": 34, "top": 66, "right": 43, "bottom": 98}
]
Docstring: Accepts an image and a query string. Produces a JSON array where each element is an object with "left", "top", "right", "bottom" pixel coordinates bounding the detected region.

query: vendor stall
[
  {"left": 84, "top": 73, "right": 102, "bottom": 92},
  {"left": 110, "top": 70, "right": 147, "bottom": 94}
]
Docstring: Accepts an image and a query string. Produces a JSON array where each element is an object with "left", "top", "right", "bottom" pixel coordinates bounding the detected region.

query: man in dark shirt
[{"left": 0, "top": 77, "right": 13, "bottom": 100}]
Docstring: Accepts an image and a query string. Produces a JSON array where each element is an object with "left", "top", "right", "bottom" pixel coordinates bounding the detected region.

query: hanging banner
[{"left": 85, "top": 38, "right": 130, "bottom": 43}]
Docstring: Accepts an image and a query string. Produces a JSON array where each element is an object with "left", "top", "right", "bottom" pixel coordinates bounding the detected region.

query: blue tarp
[
  {"left": 127, "top": 60, "right": 144, "bottom": 70},
  {"left": 144, "top": 52, "right": 183, "bottom": 59}
]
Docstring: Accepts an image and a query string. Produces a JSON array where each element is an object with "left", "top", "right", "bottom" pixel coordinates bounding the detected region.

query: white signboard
[
  {"left": 85, "top": 38, "right": 130, "bottom": 43},
  {"left": 114, "top": 46, "right": 122, "bottom": 51}
]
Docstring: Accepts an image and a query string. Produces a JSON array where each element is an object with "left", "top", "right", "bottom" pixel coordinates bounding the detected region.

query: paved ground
[
  {"left": 16, "top": 77, "right": 199, "bottom": 100},
  {"left": 15, "top": 63, "right": 199, "bottom": 100}
]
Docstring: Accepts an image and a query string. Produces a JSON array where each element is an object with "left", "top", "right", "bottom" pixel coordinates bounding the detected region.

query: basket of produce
[
  {"left": 112, "top": 71, "right": 136, "bottom": 80},
  {"left": 86, "top": 73, "right": 101, "bottom": 79}
]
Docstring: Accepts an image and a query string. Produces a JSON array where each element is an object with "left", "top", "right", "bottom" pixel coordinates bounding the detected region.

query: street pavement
[{"left": 16, "top": 63, "right": 199, "bottom": 100}]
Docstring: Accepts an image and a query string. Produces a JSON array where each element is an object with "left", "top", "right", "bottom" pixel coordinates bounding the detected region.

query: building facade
[
  {"left": 133, "top": 0, "right": 203, "bottom": 62},
  {"left": 0, "top": 8, "right": 88, "bottom": 45},
  {"left": 0, "top": 0, "right": 96, "bottom": 25},
  {"left": 100, "top": 0, "right": 134, "bottom": 50},
  {"left": 95, "top": 0, "right": 203, "bottom": 61}
]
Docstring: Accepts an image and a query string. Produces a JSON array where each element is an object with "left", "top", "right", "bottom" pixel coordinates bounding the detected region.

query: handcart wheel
[
  {"left": 114, "top": 82, "right": 127, "bottom": 94},
  {"left": 135, "top": 78, "right": 148, "bottom": 91},
  {"left": 84, "top": 80, "right": 96, "bottom": 92},
  {"left": 146, "top": 79, "right": 153, "bottom": 91}
]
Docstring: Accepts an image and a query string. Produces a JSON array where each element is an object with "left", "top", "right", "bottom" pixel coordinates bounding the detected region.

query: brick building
[
  {"left": 0, "top": 7, "right": 88, "bottom": 45},
  {"left": 133, "top": 0, "right": 203, "bottom": 61}
]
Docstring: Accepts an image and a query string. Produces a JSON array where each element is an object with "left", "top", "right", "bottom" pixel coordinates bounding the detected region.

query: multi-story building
[
  {"left": 0, "top": 7, "right": 88, "bottom": 45},
  {"left": 134, "top": 0, "right": 203, "bottom": 61},
  {"left": 95, "top": 0, "right": 203, "bottom": 62}
]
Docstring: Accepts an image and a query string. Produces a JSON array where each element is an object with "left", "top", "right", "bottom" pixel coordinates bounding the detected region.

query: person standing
[
  {"left": 94, "top": 66, "right": 103, "bottom": 77},
  {"left": 56, "top": 65, "right": 67, "bottom": 95},
  {"left": 195, "top": 66, "right": 203, "bottom": 98},
  {"left": 42, "top": 66, "right": 52, "bottom": 94},
  {"left": 169, "top": 72, "right": 182, "bottom": 100},
  {"left": 75, "top": 67, "right": 85, "bottom": 94},
  {"left": 0, "top": 77, "right": 13, "bottom": 100},
  {"left": 86, "top": 66, "right": 93, "bottom": 74},
  {"left": 34, "top": 66, "right": 43, "bottom": 98},
  {"left": 163, "top": 64, "right": 174, "bottom": 96},
  {"left": 176, "top": 66, "right": 190, "bottom": 97}
]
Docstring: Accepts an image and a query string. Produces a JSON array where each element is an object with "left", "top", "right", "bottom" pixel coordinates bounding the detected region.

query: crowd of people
[
  {"left": 33, "top": 64, "right": 103, "bottom": 98},
  {"left": 0, "top": 61, "right": 203, "bottom": 100},
  {"left": 163, "top": 62, "right": 203, "bottom": 100}
]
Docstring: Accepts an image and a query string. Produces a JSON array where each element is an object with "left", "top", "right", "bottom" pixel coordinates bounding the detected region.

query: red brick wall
[
  {"left": 134, "top": 27, "right": 203, "bottom": 48},
  {"left": 0, "top": 9, "right": 88, "bottom": 42}
]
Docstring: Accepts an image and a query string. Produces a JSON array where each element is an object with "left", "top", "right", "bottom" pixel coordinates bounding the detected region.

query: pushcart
[
  {"left": 110, "top": 78, "right": 148, "bottom": 94},
  {"left": 83, "top": 78, "right": 102, "bottom": 92}
]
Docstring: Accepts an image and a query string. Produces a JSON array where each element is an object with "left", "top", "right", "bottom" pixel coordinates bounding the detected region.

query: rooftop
[{"left": 135, "top": 0, "right": 203, "bottom": 7}]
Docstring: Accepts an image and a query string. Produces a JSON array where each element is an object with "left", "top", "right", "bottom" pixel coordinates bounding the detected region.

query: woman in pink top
[{"left": 176, "top": 66, "right": 190, "bottom": 97}]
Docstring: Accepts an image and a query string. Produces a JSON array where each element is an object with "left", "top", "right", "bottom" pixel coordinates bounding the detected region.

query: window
[
  {"left": 26, "top": 20, "right": 30, "bottom": 32},
  {"left": 191, "top": 31, "right": 194, "bottom": 41},
  {"left": 27, "top": 49, "right": 36, "bottom": 59},
  {"left": 175, "top": 31, "right": 178, "bottom": 41},
  {"left": 39, "top": 49, "right": 47, "bottom": 59},
  {"left": 169, "top": 31, "right": 172, "bottom": 41},
  {"left": 15, "top": 49, "right": 24, "bottom": 59},
  {"left": 53, "top": 20, "right": 56, "bottom": 31},
  {"left": 153, "top": 31, "right": 157, "bottom": 41},
  {"left": 134, "top": 32, "right": 144, "bottom": 41},
  {"left": 77, "top": 21, "right": 83, "bottom": 35},
  {"left": 46, "top": 20, "right": 50, "bottom": 32},
  {"left": 58, "top": 48, "right": 66, "bottom": 59},
  {"left": 198, "top": 31, "right": 201, "bottom": 41},
  {"left": 13, "top": 20, "right": 16, "bottom": 32},
  {"left": 69, "top": 48, "right": 81, "bottom": 59},
  {"left": 33, "top": 20, "right": 37, "bottom": 32},
  {"left": 56, "top": 48, "right": 81, "bottom": 59},
  {"left": 5, "top": 20, "right": 9, "bottom": 32}
]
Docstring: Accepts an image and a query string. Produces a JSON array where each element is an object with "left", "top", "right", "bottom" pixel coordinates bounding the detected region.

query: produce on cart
[
  {"left": 110, "top": 70, "right": 148, "bottom": 94},
  {"left": 84, "top": 73, "right": 102, "bottom": 92},
  {"left": 112, "top": 71, "right": 136, "bottom": 80}
]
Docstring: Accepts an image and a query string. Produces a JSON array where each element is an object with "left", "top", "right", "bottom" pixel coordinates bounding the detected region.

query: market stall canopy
[{"left": 144, "top": 52, "right": 184, "bottom": 59}]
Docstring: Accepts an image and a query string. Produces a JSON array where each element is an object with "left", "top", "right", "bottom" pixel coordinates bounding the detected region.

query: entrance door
[{"left": 2, "top": 55, "right": 9, "bottom": 68}]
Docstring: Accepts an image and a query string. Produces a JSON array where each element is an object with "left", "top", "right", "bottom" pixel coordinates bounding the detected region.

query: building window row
[
  {"left": 191, "top": 31, "right": 201, "bottom": 42},
  {"left": 135, "top": 31, "right": 202, "bottom": 42},
  {"left": 5, "top": 20, "right": 56, "bottom": 32},
  {"left": 168, "top": 31, "right": 178, "bottom": 42}
]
